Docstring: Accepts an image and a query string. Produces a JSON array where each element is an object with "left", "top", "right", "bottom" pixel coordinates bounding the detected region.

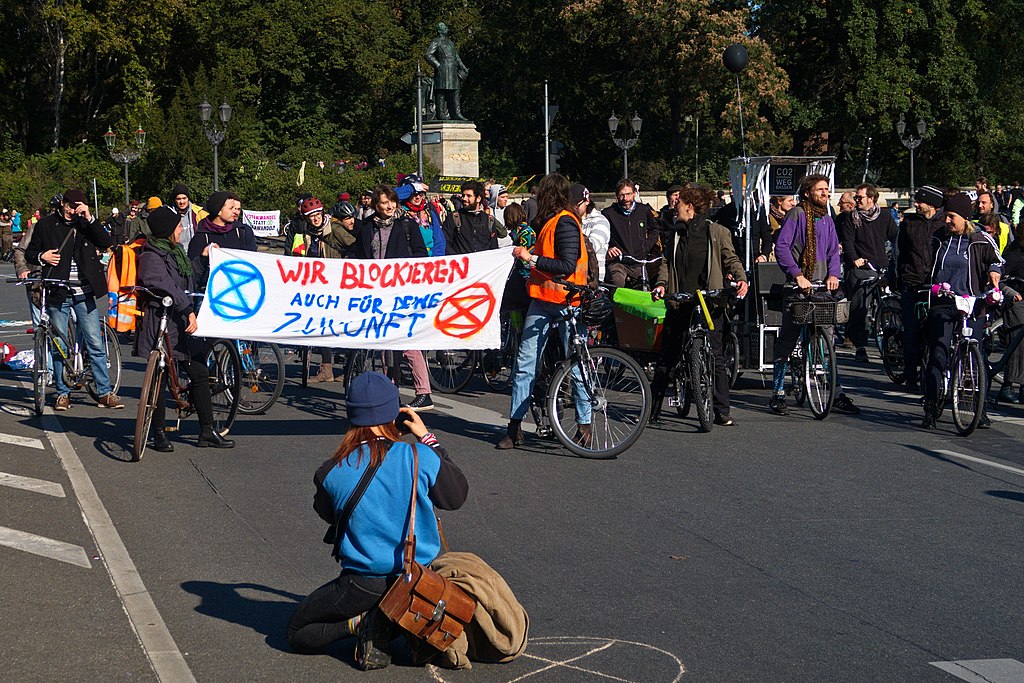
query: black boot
[
  {"left": 496, "top": 419, "right": 524, "bottom": 449},
  {"left": 197, "top": 427, "right": 235, "bottom": 449},
  {"left": 921, "top": 401, "right": 937, "bottom": 430},
  {"left": 151, "top": 428, "right": 174, "bottom": 453}
]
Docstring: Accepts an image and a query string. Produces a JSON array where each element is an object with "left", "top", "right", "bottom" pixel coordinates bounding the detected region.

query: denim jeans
[
  {"left": 509, "top": 298, "right": 591, "bottom": 424},
  {"left": 48, "top": 294, "right": 112, "bottom": 397}
]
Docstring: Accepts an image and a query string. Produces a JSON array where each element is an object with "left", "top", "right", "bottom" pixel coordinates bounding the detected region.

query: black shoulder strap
[{"left": 331, "top": 454, "right": 384, "bottom": 559}]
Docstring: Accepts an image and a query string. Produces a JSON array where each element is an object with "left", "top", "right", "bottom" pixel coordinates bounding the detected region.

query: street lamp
[
  {"left": 608, "top": 111, "right": 642, "bottom": 179},
  {"left": 199, "top": 99, "right": 232, "bottom": 191},
  {"left": 103, "top": 125, "right": 146, "bottom": 206},
  {"left": 896, "top": 114, "right": 927, "bottom": 197}
]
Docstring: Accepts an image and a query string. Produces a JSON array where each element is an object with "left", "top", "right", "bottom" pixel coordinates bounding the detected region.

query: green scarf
[{"left": 149, "top": 237, "right": 192, "bottom": 278}]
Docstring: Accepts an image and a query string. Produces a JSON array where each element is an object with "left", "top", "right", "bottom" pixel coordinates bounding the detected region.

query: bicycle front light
[{"left": 162, "top": 296, "right": 174, "bottom": 308}]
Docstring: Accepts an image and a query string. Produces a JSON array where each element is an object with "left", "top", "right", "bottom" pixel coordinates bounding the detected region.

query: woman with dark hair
[
  {"left": 501, "top": 202, "right": 535, "bottom": 317},
  {"left": 286, "top": 371, "right": 468, "bottom": 669},
  {"left": 498, "top": 175, "right": 591, "bottom": 449},
  {"left": 651, "top": 186, "right": 748, "bottom": 425}
]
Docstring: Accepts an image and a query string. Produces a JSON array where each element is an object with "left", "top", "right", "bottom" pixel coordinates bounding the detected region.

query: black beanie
[
  {"left": 913, "top": 185, "right": 944, "bottom": 209},
  {"left": 147, "top": 206, "right": 181, "bottom": 239},
  {"left": 944, "top": 193, "right": 973, "bottom": 221},
  {"left": 204, "top": 191, "right": 230, "bottom": 217},
  {"left": 171, "top": 183, "right": 191, "bottom": 200}
]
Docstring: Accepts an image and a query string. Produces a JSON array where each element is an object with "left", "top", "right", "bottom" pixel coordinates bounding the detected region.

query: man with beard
[
  {"left": 837, "top": 183, "right": 898, "bottom": 362},
  {"left": 442, "top": 180, "right": 503, "bottom": 254},
  {"left": 975, "top": 191, "right": 1012, "bottom": 252},
  {"left": 769, "top": 174, "right": 859, "bottom": 416},
  {"left": 602, "top": 178, "right": 661, "bottom": 287}
]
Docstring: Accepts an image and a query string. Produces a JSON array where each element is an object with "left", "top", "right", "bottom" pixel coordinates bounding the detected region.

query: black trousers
[
  {"left": 152, "top": 357, "right": 214, "bottom": 431},
  {"left": 844, "top": 267, "right": 877, "bottom": 349},
  {"left": 923, "top": 303, "right": 987, "bottom": 405},
  {"left": 900, "top": 285, "right": 926, "bottom": 380},
  {"left": 652, "top": 304, "right": 730, "bottom": 417},
  {"left": 287, "top": 572, "right": 389, "bottom": 653}
]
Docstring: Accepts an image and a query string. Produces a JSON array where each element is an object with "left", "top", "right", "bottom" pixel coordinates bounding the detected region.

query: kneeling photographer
[{"left": 286, "top": 371, "right": 468, "bottom": 669}]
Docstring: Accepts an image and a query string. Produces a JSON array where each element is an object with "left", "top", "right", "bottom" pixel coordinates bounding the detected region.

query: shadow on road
[{"left": 180, "top": 580, "right": 304, "bottom": 653}]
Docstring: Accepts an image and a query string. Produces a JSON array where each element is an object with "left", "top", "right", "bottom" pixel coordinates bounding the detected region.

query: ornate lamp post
[
  {"left": 199, "top": 99, "right": 232, "bottom": 191},
  {"left": 896, "top": 115, "right": 927, "bottom": 197},
  {"left": 103, "top": 125, "right": 146, "bottom": 206},
  {"left": 608, "top": 112, "right": 642, "bottom": 179}
]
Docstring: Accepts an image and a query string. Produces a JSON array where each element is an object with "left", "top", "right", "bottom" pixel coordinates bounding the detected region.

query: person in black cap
[
  {"left": 659, "top": 184, "right": 684, "bottom": 228},
  {"left": 170, "top": 183, "right": 207, "bottom": 253},
  {"left": 187, "top": 191, "right": 257, "bottom": 290},
  {"left": 136, "top": 205, "right": 234, "bottom": 450},
  {"left": 286, "top": 370, "right": 467, "bottom": 669},
  {"left": 920, "top": 192, "right": 1004, "bottom": 429},
  {"left": 894, "top": 184, "right": 947, "bottom": 388},
  {"left": 25, "top": 188, "right": 123, "bottom": 411}
]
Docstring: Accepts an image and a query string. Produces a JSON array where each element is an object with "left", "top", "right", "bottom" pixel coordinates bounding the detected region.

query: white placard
[
  {"left": 242, "top": 209, "right": 280, "bottom": 237},
  {"left": 195, "top": 247, "right": 513, "bottom": 350}
]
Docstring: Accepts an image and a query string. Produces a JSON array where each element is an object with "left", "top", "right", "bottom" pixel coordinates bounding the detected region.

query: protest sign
[
  {"left": 242, "top": 210, "right": 281, "bottom": 237},
  {"left": 195, "top": 248, "right": 513, "bottom": 350}
]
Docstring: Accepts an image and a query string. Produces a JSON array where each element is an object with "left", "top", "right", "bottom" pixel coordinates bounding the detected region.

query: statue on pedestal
[{"left": 425, "top": 22, "right": 469, "bottom": 122}]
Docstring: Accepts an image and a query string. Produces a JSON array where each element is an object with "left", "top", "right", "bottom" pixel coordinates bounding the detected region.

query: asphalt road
[{"left": 2, "top": 259, "right": 1024, "bottom": 682}]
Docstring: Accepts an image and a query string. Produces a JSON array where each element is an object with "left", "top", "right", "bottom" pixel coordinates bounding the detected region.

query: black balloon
[{"left": 723, "top": 44, "right": 748, "bottom": 74}]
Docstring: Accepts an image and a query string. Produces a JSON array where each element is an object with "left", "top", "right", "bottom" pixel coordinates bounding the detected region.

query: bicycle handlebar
[
  {"left": 618, "top": 254, "right": 664, "bottom": 266},
  {"left": 6, "top": 277, "right": 80, "bottom": 288}
]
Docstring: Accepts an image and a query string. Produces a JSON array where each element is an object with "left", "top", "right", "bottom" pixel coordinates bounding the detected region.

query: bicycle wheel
[
  {"left": 426, "top": 349, "right": 477, "bottom": 394},
  {"left": 689, "top": 338, "right": 715, "bottom": 432},
  {"left": 790, "top": 349, "right": 807, "bottom": 407},
  {"left": 84, "top": 324, "right": 122, "bottom": 401},
  {"left": 236, "top": 341, "right": 285, "bottom": 414},
  {"left": 300, "top": 347, "right": 312, "bottom": 387},
  {"left": 481, "top": 315, "right": 518, "bottom": 392},
  {"left": 548, "top": 347, "right": 652, "bottom": 459},
  {"left": 951, "top": 342, "right": 987, "bottom": 436},
  {"left": 724, "top": 330, "right": 740, "bottom": 389},
  {"left": 881, "top": 329, "right": 906, "bottom": 384},
  {"left": 805, "top": 329, "right": 836, "bottom": 419},
  {"left": 876, "top": 298, "right": 902, "bottom": 353},
  {"left": 675, "top": 378, "right": 692, "bottom": 418},
  {"left": 205, "top": 340, "right": 241, "bottom": 436},
  {"left": 32, "top": 327, "right": 49, "bottom": 415},
  {"left": 133, "top": 350, "right": 164, "bottom": 462}
]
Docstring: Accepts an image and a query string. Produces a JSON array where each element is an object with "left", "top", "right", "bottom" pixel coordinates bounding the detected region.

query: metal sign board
[
  {"left": 768, "top": 164, "right": 808, "bottom": 195},
  {"left": 400, "top": 132, "right": 442, "bottom": 146}
]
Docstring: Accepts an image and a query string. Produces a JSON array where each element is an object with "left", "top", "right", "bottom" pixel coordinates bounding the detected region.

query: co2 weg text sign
[{"left": 195, "top": 247, "right": 512, "bottom": 350}]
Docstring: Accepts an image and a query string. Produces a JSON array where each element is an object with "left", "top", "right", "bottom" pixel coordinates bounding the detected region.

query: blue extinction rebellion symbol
[{"left": 207, "top": 260, "right": 265, "bottom": 321}]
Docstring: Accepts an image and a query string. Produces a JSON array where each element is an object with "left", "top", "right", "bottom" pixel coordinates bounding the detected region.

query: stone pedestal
[{"left": 420, "top": 121, "right": 480, "bottom": 178}]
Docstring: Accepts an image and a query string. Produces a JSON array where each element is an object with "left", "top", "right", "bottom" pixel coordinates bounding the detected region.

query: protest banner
[
  {"left": 195, "top": 247, "right": 513, "bottom": 350},
  {"left": 242, "top": 209, "right": 281, "bottom": 237}
]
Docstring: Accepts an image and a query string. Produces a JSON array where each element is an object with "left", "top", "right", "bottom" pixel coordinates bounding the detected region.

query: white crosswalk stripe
[
  {"left": 931, "top": 658, "right": 1024, "bottom": 682},
  {"left": 0, "top": 471, "right": 65, "bottom": 497},
  {"left": 0, "top": 432, "right": 45, "bottom": 450},
  {"left": 0, "top": 525, "right": 90, "bottom": 568}
]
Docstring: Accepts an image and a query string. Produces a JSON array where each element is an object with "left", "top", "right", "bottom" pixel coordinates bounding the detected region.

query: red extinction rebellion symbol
[{"left": 434, "top": 283, "right": 496, "bottom": 339}]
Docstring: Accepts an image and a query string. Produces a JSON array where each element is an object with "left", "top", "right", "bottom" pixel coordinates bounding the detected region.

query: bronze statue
[{"left": 425, "top": 22, "right": 469, "bottom": 121}]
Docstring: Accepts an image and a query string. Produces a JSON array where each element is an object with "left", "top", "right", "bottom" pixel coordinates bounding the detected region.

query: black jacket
[
  {"left": 442, "top": 209, "right": 499, "bottom": 254},
  {"left": 25, "top": 211, "right": 112, "bottom": 304},
  {"left": 602, "top": 202, "right": 661, "bottom": 262},
  {"left": 838, "top": 209, "right": 898, "bottom": 270},
  {"left": 352, "top": 216, "right": 428, "bottom": 259},
  {"left": 187, "top": 218, "right": 258, "bottom": 291},
  {"left": 896, "top": 209, "right": 946, "bottom": 288},
  {"left": 135, "top": 243, "right": 201, "bottom": 361}
]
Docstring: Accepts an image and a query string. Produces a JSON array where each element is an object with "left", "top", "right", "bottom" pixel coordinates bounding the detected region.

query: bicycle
[
  {"left": 663, "top": 287, "right": 738, "bottom": 432},
  {"left": 855, "top": 269, "right": 900, "bottom": 353},
  {"left": 785, "top": 283, "right": 847, "bottom": 420},
  {"left": 982, "top": 276, "right": 1024, "bottom": 405},
  {"left": 7, "top": 277, "right": 122, "bottom": 415},
  {"left": 235, "top": 339, "right": 285, "bottom": 414},
  {"left": 132, "top": 287, "right": 242, "bottom": 461},
  {"left": 924, "top": 284, "right": 990, "bottom": 435},
  {"left": 424, "top": 310, "right": 521, "bottom": 394},
  {"left": 617, "top": 254, "right": 664, "bottom": 292},
  {"left": 528, "top": 279, "right": 652, "bottom": 459}
]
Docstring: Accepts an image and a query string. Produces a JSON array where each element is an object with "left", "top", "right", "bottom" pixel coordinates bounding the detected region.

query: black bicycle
[{"left": 786, "top": 283, "right": 847, "bottom": 420}]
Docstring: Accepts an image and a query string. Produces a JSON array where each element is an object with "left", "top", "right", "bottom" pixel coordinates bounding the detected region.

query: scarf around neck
[
  {"left": 149, "top": 237, "right": 192, "bottom": 278},
  {"left": 849, "top": 205, "right": 881, "bottom": 231},
  {"left": 799, "top": 201, "right": 827, "bottom": 280},
  {"left": 199, "top": 216, "right": 235, "bottom": 234}
]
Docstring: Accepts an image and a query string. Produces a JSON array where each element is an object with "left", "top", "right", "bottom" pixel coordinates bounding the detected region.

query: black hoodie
[{"left": 896, "top": 209, "right": 946, "bottom": 288}]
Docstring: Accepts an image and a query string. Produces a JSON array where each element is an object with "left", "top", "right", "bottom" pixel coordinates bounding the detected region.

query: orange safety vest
[
  {"left": 527, "top": 210, "right": 588, "bottom": 306},
  {"left": 105, "top": 239, "right": 145, "bottom": 332}
]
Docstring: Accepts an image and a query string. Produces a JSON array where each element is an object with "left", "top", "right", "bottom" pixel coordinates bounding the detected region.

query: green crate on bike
[{"left": 612, "top": 288, "right": 666, "bottom": 352}]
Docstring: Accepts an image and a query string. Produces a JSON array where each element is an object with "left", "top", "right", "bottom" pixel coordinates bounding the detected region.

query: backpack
[
  {"left": 106, "top": 238, "right": 146, "bottom": 332},
  {"left": 451, "top": 211, "right": 497, "bottom": 249},
  {"left": 582, "top": 231, "right": 600, "bottom": 290}
]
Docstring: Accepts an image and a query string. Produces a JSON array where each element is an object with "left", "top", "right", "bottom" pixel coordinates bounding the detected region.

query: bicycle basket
[
  {"left": 581, "top": 292, "right": 614, "bottom": 326},
  {"left": 790, "top": 299, "right": 850, "bottom": 325}
]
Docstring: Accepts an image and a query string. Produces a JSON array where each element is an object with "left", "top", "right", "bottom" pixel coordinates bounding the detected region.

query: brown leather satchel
[{"left": 378, "top": 447, "right": 476, "bottom": 652}]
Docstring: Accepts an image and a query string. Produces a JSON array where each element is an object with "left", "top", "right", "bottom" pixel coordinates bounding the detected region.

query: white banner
[
  {"left": 242, "top": 209, "right": 280, "bottom": 237},
  {"left": 195, "top": 248, "right": 513, "bottom": 350}
]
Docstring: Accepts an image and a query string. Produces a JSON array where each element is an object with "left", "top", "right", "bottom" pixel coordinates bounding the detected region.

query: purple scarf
[{"left": 198, "top": 216, "right": 236, "bottom": 234}]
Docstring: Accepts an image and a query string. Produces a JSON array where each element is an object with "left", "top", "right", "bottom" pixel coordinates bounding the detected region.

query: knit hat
[
  {"left": 345, "top": 371, "right": 400, "bottom": 426},
  {"left": 171, "top": 183, "right": 191, "bottom": 200},
  {"left": 146, "top": 196, "right": 163, "bottom": 211},
  {"left": 63, "top": 189, "right": 87, "bottom": 206},
  {"left": 147, "top": 206, "right": 181, "bottom": 239},
  {"left": 337, "top": 192, "right": 351, "bottom": 202},
  {"left": 944, "top": 193, "right": 973, "bottom": 221},
  {"left": 914, "top": 185, "right": 944, "bottom": 209},
  {"left": 569, "top": 183, "right": 590, "bottom": 206},
  {"left": 204, "top": 191, "right": 230, "bottom": 218},
  {"left": 129, "top": 199, "right": 141, "bottom": 209},
  {"left": 110, "top": 207, "right": 119, "bottom": 216},
  {"left": 666, "top": 184, "right": 684, "bottom": 197},
  {"left": 300, "top": 197, "right": 324, "bottom": 216}
]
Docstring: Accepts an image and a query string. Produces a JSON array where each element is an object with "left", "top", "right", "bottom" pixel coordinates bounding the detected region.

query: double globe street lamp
[
  {"left": 608, "top": 112, "right": 642, "bottom": 179},
  {"left": 103, "top": 125, "right": 146, "bottom": 206},
  {"left": 896, "top": 115, "right": 927, "bottom": 197},
  {"left": 199, "top": 99, "right": 232, "bottom": 191}
]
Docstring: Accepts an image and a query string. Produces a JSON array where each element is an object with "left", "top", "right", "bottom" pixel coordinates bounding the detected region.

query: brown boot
[
  {"left": 309, "top": 363, "right": 334, "bottom": 383},
  {"left": 575, "top": 423, "right": 593, "bottom": 448},
  {"left": 496, "top": 419, "right": 524, "bottom": 449}
]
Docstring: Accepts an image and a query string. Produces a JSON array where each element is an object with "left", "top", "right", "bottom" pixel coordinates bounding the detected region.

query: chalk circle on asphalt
[
  {"left": 507, "top": 635, "right": 685, "bottom": 682},
  {"left": 207, "top": 260, "right": 266, "bottom": 321}
]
